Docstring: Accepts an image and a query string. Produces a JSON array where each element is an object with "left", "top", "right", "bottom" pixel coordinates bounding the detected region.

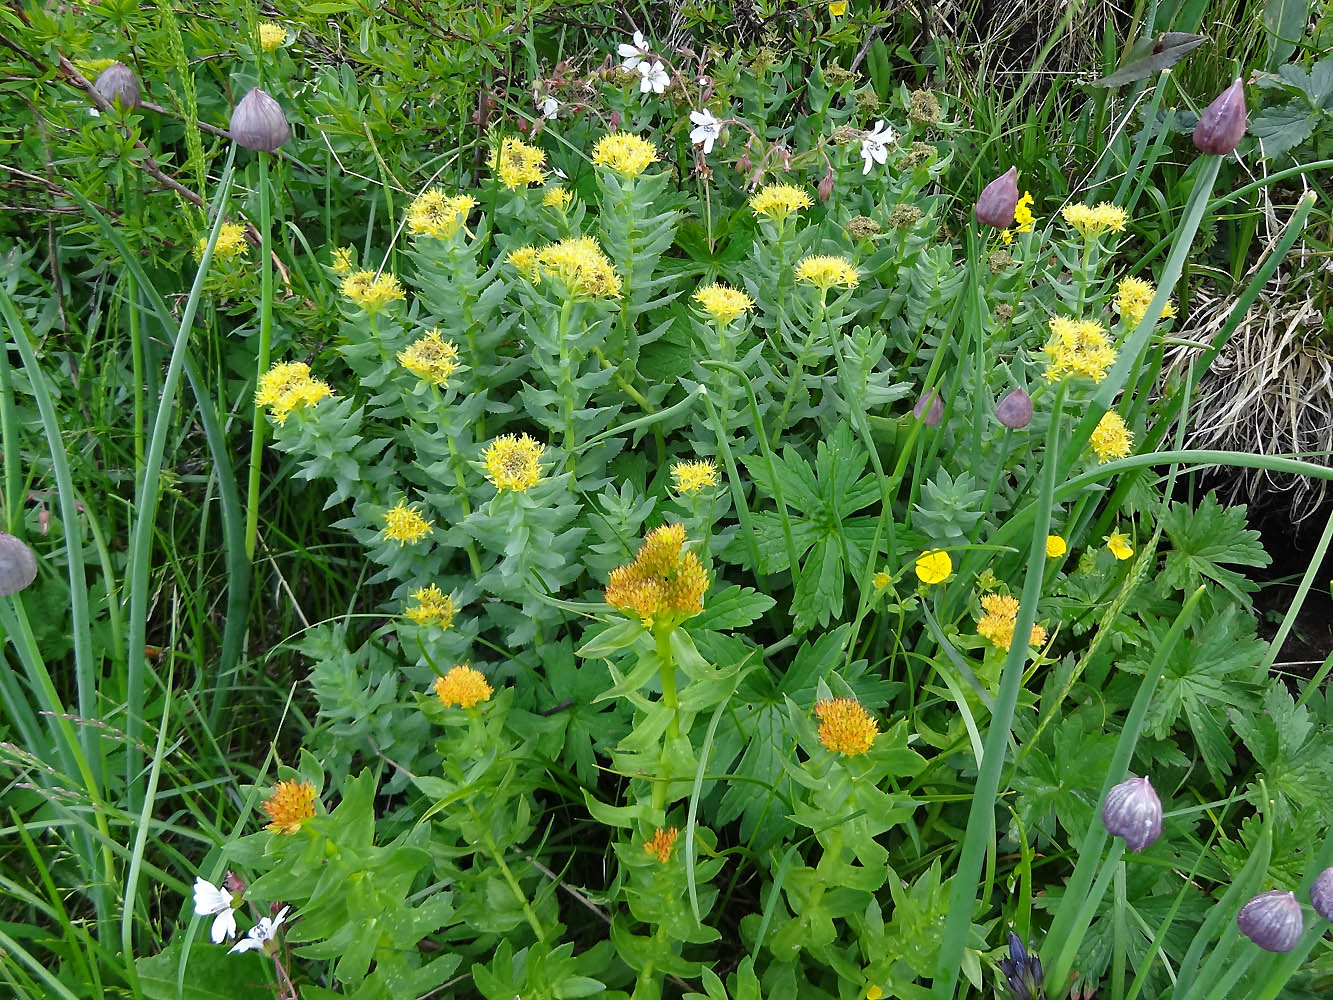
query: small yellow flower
[
  {"left": 671, "top": 459, "right": 719, "bottom": 494},
  {"left": 999, "top": 228, "right": 1014, "bottom": 246},
  {"left": 1062, "top": 202, "right": 1129, "bottom": 238},
  {"left": 255, "top": 361, "right": 332, "bottom": 424},
  {"left": 872, "top": 571, "right": 891, "bottom": 590},
  {"left": 405, "top": 584, "right": 455, "bottom": 627},
  {"left": 591, "top": 133, "right": 659, "bottom": 177},
  {"left": 398, "top": 330, "right": 461, "bottom": 386},
  {"left": 490, "top": 136, "right": 546, "bottom": 189},
  {"left": 260, "top": 779, "right": 317, "bottom": 835},
  {"left": 258, "top": 22, "right": 286, "bottom": 52},
  {"left": 330, "top": 246, "right": 354, "bottom": 274},
  {"left": 1013, "top": 191, "right": 1035, "bottom": 233},
  {"left": 644, "top": 826, "right": 679, "bottom": 863},
  {"left": 482, "top": 433, "right": 546, "bottom": 492},
  {"left": 195, "top": 221, "right": 249, "bottom": 262},
  {"left": 1090, "top": 410, "right": 1133, "bottom": 463},
  {"left": 795, "top": 254, "right": 859, "bottom": 290},
  {"left": 382, "top": 500, "right": 433, "bottom": 545},
  {"left": 535, "top": 237, "right": 622, "bottom": 298},
  {"left": 829, "top": 0, "right": 849, "bottom": 14},
  {"left": 749, "top": 183, "right": 813, "bottom": 222},
  {"left": 542, "top": 185, "right": 573, "bottom": 210},
  {"left": 433, "top": 665, "right": 493, "bottom": 709},
  {"left": 1106, "top": 531, "right": 1134, "bottom": 561},
  {"left": 340, "top": 270, "right": 406, "bottom": 312},
  {"left": 605, "top": 523, "right": 708, "bottom": 627},
  {"left": 1115, "top": 275, "right": 1177, "bottom": 328},
  {"left": 1042, "top": 316, "right": 1117, "bottom": 383},
  {"left": 407, "top": 188, "right": 475, "bottom": 239},
  {"left": 1046, "top": 535, "right": 1068, "bottom": 558},
  {"left": 814, "top": 697, "right": 878, "bottom": 756},
  {"left": 975, "top": 593, "right": 1048, "bottom": 652},
  {"left": 914, "top": 549, "right": 952, "bottom": 585},
  {"left": 866, "top": 988, "right": 884, "bottom": 1000},
  {"left": 692, "top": 282, "right": 755, "bottom": 324},
  {"left": 506, "top": 245, "right": 541, "bottom": 281}
]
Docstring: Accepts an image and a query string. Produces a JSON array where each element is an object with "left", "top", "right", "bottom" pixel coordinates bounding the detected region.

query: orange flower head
[
  {"left": 814, "top": 698, "right": 878, "bottom": 756},
  {"left": 644, "top": 826, "right": 679, "bottom": 863},
  {"left": 261, "top": 779, "right": 317, "bottom": 835}
]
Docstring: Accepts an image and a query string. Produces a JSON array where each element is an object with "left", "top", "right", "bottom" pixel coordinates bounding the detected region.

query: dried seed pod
[
  {"left": 996, "top": 388, "right": 1033, "bottom": 429},
  {"left": 0, "top": 532, "right": 37, "bottom": 595},
  {"left": 1193, "top": 78, "right": 1246, "bottom": 156},
  {"left": 1309, "top": 867, "right": 1333, "bottom": 922},
  {"left": 913, "top": 388, "right": 943, "bottom": 427},
  {"left": 975, "top": 166, "right": 1019, "bottom": 228},
  {"left": 1236, "top": 891, "right": 1303, "bottom": 953},
  {"left": 229, "top": 88, "right": 290, "bottom": 152},
  {"left": 1101, "top": 774, "right": 1162, "bottom": 851},
  {"left": 93, "top": 61, "right": 141, "bottom": 111}
]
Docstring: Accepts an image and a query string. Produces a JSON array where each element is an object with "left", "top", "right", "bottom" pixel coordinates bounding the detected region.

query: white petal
[
  {"left": 617, "top": 43, "right": 637, "bottom": 58},
  {"left": 703, "top": 136, "right": 715, "bottom": 154},
  {"left": 873, "top": 145, "right": 889, "bottom": 164},
  {"left": 633, "top": 31, "right": 647, "bottom": 49},
  {"left": 862, "top": 157, "right": 873, "bottom": 176},
  {"left": 873, "top": 119, "right": 885, "bottom": 133},
  {"left": 228, "top": 935, "right": 263, "bottom": 955},
  {"left": 622, "top": 55, "right": 643, "bottom": 71},
  {"left": 193, "top": 877, "right": 230, "bottom": 917},
  {"left": 210, "top": 910, "right": 238, "bottom": 944},
  {"left": 270, "top": 906, "right": 291, "bottom": 931},
  {"left": 639, "top": 75, "right": 653, "bottom": 94}
]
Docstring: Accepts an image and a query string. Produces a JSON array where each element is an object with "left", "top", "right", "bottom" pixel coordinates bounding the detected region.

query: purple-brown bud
[
  {"left": 975, "top": 166, "right": 1019, "bottom": 228},
  {"left": 1193, "top": 78, "right": 1246, "bottom": 156},
  {"left": 1310, "top": 867, "right": 1333, "bottom": 922},
  {"left": 229, "top": 88, "right": 290, "bottom": 152},
  {"left": 1236, "top": 891, "right": 1303, "bottom": 952},
  {"left": 913, "top": 388, "right": 943, "bottom": 427},
  {"left": 996, "top": 388, "right": 1033, "bottom": 429},
  {"left": 1101, "top": 774, "right": 1162, "bottom": 851},
  {"left": 817, "top": 168, "right": 835, "bottom": 202},
  {"left": 93, "top": 62, "right": 141, "bottom": 111},
  {"left": 0, "top": 532, "right": 37, "bottom": 595}
]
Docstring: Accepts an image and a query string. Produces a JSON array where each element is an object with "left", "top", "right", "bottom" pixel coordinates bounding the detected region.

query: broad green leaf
[
  {"left": 1251, "top": 99, "right": 1320, "bottom": 157},
  {"left": 691, "top": 585, "right": 777, "bottom": 631},
  {"left": 1263, "top": 0, "right": 1310, "bottom": 70},
  {"left": 1091, "top": 33, "right": 1207, "bottom": 87}
]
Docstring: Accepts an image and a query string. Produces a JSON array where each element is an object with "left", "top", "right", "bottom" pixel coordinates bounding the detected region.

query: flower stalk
[{"left": 245, "top": 151, "right": 274, "bottom": 559}]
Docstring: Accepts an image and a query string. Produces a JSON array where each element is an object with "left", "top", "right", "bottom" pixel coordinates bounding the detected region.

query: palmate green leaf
[
  {"left": 1230, "top": 684, "right": 1333, "bottom": 826},
  {"left": 1011, "top": 713, "right": 1116, "bottom": 848},
  {"left": 1158, "top": 492, "right": 1270, "bottom": 604},
  {"left": 1251, "top": 99, "right": 1320, "bottom": 157},
  {"left": 691, "top": 585, "right": 777, "bottom": 631}
]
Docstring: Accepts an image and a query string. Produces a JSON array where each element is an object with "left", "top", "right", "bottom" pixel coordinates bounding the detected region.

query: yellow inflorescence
[
  {"left": 644, "top": 826, "right": 679, "bottom": 863},
  {"left": 814, "top": 698, "right": 878, "bottom": 756},
  {"left": 1115, "top": 276, "right": 1178, "bottom": 328},
  {"left": 340, "top": 270, "right": 406, "bottom": 312},
  {"left": 255, "top": 361, "right": 332, "bottom": 425},
  {"left": 398, "top": 329, "right": 461, "bottom": 386},
  {"left": 604, "top": 523, "right": 708, "bottom": 628},
  {"left": 483, "top": 433, "right": 546, "bottom": 492},
  {"left": 331, "top": 246, "right": 354, "bottom": 274},
  {"left": 1062, "top": 202, "right": 1129, "bottom": 238},
  {"left": 795, "top": 254, "right": 860, "bottom": 290},
  {"left": 490, "top": 137, "right": 547, "bottom": 189},
  {"left": 407, "top": 188, "right": 476, "bottom": 239},
  {"left": 1106, "top": 531, "right": 1134, "bottom": 561},
  {"left": 975, "top": 593, "right": 1048, "bottom": 652},
  {"left": 671, "top": 459, "right": 719, "bottom": 494},
  {"left": 258, "top": 22, "right": 286, "bottom": 51},
  {"left": 261, "top": 779, "right": 317, "bottom": 835},
  {"left": 433, "top": 665, "right": 493, "bottom": 709},
  {"left": 506, "top": 245, "right": 541, "bottom": 281},
  {"left": 749, "top": 183, "right": 814, "bottom": 222},
  {"left": 914, "top": 549, "right": 952, "bottom": 585},
  {"left": 1090, "top": 410, "right": 1133, "bottom": 463},
  {"left": 405, "top": 584, "right": 455, "bottom": 627},
  {"left": 542, "top": 186, "right": 573, "bottom": 210},
  {"left": 591, "top": 133, "right": 659, "bottom": 177},
  {"left": 382, "top": 500, "right": 434, "bottom": 545},
  {"left": 692, "top": 282, "right": 755, "bottom": 324},
  {"left": 195, "top": 221, "right": 249, "bottom": 262},
  {"left": 532, "top": 237, "right": 622, "bottom": 298},
  {"left": 1046, "top": 534, "right": 1068, "bottom": 558},
  {"left": 1042, "top": 316, "right": 1118, "bottom": 383},
  {"left": 1014, "top": 191, "right": 1035, "bottom": 233}
]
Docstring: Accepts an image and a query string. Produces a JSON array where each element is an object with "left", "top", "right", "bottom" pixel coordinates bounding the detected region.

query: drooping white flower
[
  {"left": 638, "top": 60, "right": 669, "bottom": 96},
  {"left": 860, "top": 120, "right": 895, "bottom": 175},
  {"left": 617, "top": 30, "right": 650, "bottom": 71},
  {"left": 689, "top": 109, "right": 722, "bottom": 155},
  {"left": 229, "top": 906, "right": 290, "bottom": 955},
  {"left": 192, "top": 877, "right": 237, "bottom": 944},
  {"left": 539, "top": 95, "right": 559, "bottom": 120}
]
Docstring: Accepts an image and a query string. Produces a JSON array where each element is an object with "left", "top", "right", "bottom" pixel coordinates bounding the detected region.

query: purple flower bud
[
  {"left": 817, "top": 168, "right": 835, "bottom": 203},
  {"left": 93, "top": 62, "right": 141, "bottom": 111},
  {"left": 913, "top": 388, "right": 943, "bottom": 427},
  {"left": 1193, "top": 78, "right": 1246, "bottom": 156},
  {"left": 1101, "top": 774, "right": 1162, "bottom": 851},
  {"left": 1236, "top": 890, "right": 1303, "bottom": 953},
  {"left": 0, "top": 532, "right": 37, "bottom": 595},
  {"left": 1309, "top": 867, "right": 1333, "bottom": 922},
  {"left": 996, "top": 388, "right": 1033, "bottom": 429},
  {"left": 229, "top": 88, "right": 290, "bottom": 153},
  {"left": 975, "top": 166, "right": 1019, "bottom": 228}
]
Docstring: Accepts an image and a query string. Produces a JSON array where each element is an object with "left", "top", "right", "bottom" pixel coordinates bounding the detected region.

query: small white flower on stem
[
  {"left": 689, "top": 109, "right": 721, "bottom": 154},
  {"left": 192, "top": 877, "right": 237, "bottom": 944},
  {"left": 638, "top": 60, "right": 669, "bottom": 96},
  {"left": 539, "top": 95, "right": 558, "bottom": 120},
  {"left": 229, "top": 906, "right": 290, "bottom": 956},
  {"left": 860, "top": 120, "right": 895, "bottom": 175},
  {"left": 618, "top": 31, "right": 650, "bottom": 71}
]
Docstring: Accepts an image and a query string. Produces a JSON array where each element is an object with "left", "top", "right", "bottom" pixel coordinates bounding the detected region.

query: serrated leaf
[
  {"left": 1091, "top": 33, "right": 1207, "bottom": 87},
  {"left": 1159, "top": 492, "right": 1270, "bottom": 603},
  {"left": 691, "top": 585, "right": 777, "bottom": 631},
  {"left": 1252, "top": 99, "right": 1319, "bottom": 157}
]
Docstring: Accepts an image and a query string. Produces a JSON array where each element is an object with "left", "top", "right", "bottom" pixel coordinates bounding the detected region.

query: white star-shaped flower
[
  {"left": 192, "top": 877, "right": 237, "bottom": 944},
  {"left": 860, "top": 120, "right": 895, "bottom": 175},
  {"left": 539, "top": 95, "right": 558, "bottom": 119},
  {"left": 229, "top": 906, "right": 290, "bottom": 955},
  {"left": 638, "top": 60, "right": 669, "bottom": 96},
  {"left": 689, "top": 109, "right": 721, "bottom": 155},
  {"left": 617, "top": 31, "right": 650, "bottom": 71}
]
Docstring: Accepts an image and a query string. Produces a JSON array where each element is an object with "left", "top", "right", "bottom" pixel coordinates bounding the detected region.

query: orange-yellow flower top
[
  {"left": 433, "top": 665, "right": 493, "bottom": 709},
  {"left": 975, "top": 593, "right": 1048, "bottom": 652},
  {"left": 604, "top": 523, "right": 708, "bottom": 628},
  {"left": 814, "top": 697, "right": 878, "bottom": 756},
  {"left": 1090, "top": 410, "right": 1133, "bottom": 463},
  {"left": 261, "top": 779, "right": 317, "bottom": 835},
  {"left": 643, "top": 826, "right": 679, "bottom": 863}
]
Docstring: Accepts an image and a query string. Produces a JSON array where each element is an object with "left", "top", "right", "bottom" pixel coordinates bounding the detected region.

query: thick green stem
[
  {"left": 556, "top": 296, "right": 579, "bottom": 468},
  {"left": 480, "top": 828, "right": 546, "bottom": 942},
  {"left": 444, "top": 432, "right": 483, "bottom": 580},
  {"left": 650, "top": 624, "right": 680, "bottom": 816},
  {"left": 244, "top": 152, "right": 274, "bottom": 559}
]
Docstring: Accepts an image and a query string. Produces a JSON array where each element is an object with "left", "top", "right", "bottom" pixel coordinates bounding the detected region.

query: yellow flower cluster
[
  {"left": 407, "top": 188, "right": 475, "bottom": 239},
  {"left": 671, "top": 459, "right": 719, "bottom": 494},
  {"left": 1014, "top": 191, "right": 1035, "bottom": 232},
  {"left": 795, "top": 254, "right": 859, "bottom": 290},
  {"left": 506, "top": 245, "right": 540, "bottom": 280},
  {"left": 1105, "top": 531, "right": 1134, "bottom": 560},
  {"left": 692, "top": 282, "right": 754, "bottom": 324},
  {"left": 331, "top": 246, "right": 354, "bottom": 274},
  {"left": 975, "top": 593, "right": 1048, "bottom": 652},
  {"left": 1042, "top": 316, "right": 1117, "bottom": 383},
  {"left": 749, "top": 183, "right": 813, "bottom": 222},
  {"left": 1115, "top": 276, "right": 1178, "bottom": 328},
  {"left": 815, "top": 698, "right": 878, "bottom": 756},
  {"left": 195, "top": 221, "right": 249, "bottom": 262},
  {"left": 483, "top": 433, "right": 545, "bottom": 492},
  {"left": 542, "top": 186, "right": 573, "bottom": 210},
  {"left": 1090, "top": 410, "right": 1133, "bottom": 463},
  {"left": 261, "top": 779, "right": 317, "bottom": 835},
  {"left": 591, "top": 133, "right": 659, "bottom": 177},
  {"left": 341, "top": 270, "right": 406, "bottom": 312},
  {"left": 258, "top": 22, "right": 286, "bottom": 51},
  {"left": 604, "top": 523, "right": 708, "bottom": 628},
  {"left": 914, "top": 549, "right": 951, "bottom": 585},
  {"left": 405, "top": 584, "right": 455, "bottom": 627},
  {"left": 382, "top": 500, "right": 433, "bottom": 545},
  {"left": 398, "top": 329, "right": 461, "bottom": 386},
  {"left": 1062, "top": 202, "right": 1129, "bottom": 238},
  {"left": 512, "top": 237, "right": 622, "bottom": 298},
  {"left": 256, "top": 361, "right": 332, "bottom": 425},
  {"left": 491, "top": 137, "right": 546, "bottom": 189},
  {"left": 433, "top": 665, "right": 493, "bottom": 709},
  {"left": 644, "top": 826, "right": 679, "bottom": 863}
]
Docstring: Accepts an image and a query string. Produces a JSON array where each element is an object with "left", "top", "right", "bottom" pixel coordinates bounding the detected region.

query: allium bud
[
  {"left": 975, "top": 166, "right": 1019, "bottom": 228},
  {"left": 817, "top": 168, "right": 835, "bottom": 202},
  {"left": 93, "top": 62, "right": 141, "bottom": 111},
  {"left": 1101, "top": 774, "right": 1162, "bottom": 851},
  {"left": 0, "top": 532, "right": 38, "bottom": 595},
  {"left": 1193, "top": 78, "right": 1246, "bottom": 156},
  {"left": 996, "top": 388, "right": 1033, "bottom": 429},
  {"left": 913, "top": 388, "right": 943, "bottom": 427},
  {"left": 1309, "top": 867, "right": 1333, "bottom": 922},
  {"left": 1236, "top": 891, "right": 1303, "bottom": 953},
  {"left": 229, "top": 88, "right": 290, "bottom": 152}
]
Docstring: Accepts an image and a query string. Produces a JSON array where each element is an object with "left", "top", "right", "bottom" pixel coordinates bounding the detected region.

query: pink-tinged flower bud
[
  {"left": 222, "top": 871, "right": 247, "bottom": 895},
  {"left": 1236, "top": 891, "right": 1303, "bottom": 952},
  {"left": 609, "top": 110, "right": 622, "bottom": 130},
  {"left": 93, "top": 62, "right": 141, "bottom": 111},
  {"left": 1101, "top": 774, "right": 1162, "bottom": 851},
  {"left": 1193, "top": 78, "right": 1246, "bottom": 156},
  {"left": 1310, "top": 867, "right": 1333, "bottom": 922},
  {"left": 817, "top": 168, "right": 835, "bottom": 202},
  {"left": 996, "top": 388, "right": 1033, "bottom": 429},
  {"left": 975, "top": 166, "right": 1019, "bottom": 227},
  {"left": 913, "top": 388, "right": 943, "bottom": 427},
  {"left": 230, "top": 88, "right": 290, "bottom": 152},
  {"left": 0, "top": 532, "right": 37, "bottom": 595}
]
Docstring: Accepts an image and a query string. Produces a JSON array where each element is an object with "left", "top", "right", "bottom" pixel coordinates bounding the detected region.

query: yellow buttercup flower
[
  {"left": 692, "top": 282, "right": 754, "bottom": 324},
  {"left": 405, "top": 584, "right": 456, "bottom": 627},
  {"left": 866, "top": 988, "right": 884, "bottom": 1000},
  {"left": 433, "top": 665, "right": 493, "bottom": 709},
  {"left": 1014, "top": 191, "right": 1035, "bottom": 233},
  {"left": 1046, "top": 535, "right": 1068, "bottom": 558},
  {"left": 382, "top": 500, "right": 433, "bottom": 545},
  {"left": 644, "top": 827, "right": 679, "bottom": 863},
  {"left": 591, "top": 133, "right": 659, "bottom": 177},
  {"left": 483, "top": 433, "right": 545, "bottom": 492},
  {"left": 490, "top": 136, "right": 546, "bottom": 189},
  {"left": 749, "top": 183, "right": 813, "bottom": 222},
  {"left": 542, "top": 185, "right": 573, "bottom": 210},
  {"left": 604, "top": 523, "right": 708, "bottom": 628},
  {"left": 1106, "top": 531, "right": 1134, "bottom": 560},
  {"left": 795, "top": 254, "right": 859, "bottom": 290},
  {"left": 976, "top": 593, "right": 1048, "bottom": 652},
  {"left": 330, "top": 246, "right": 354, "bottom": 274},
  {"left": 258, "top": 22, "right": 286, "bottom": 52},
  {"left": 1115, "top": 276, "right": 1177, "bottom": 328},
  {"left": 1062, "top": 202, "right": 1129, "bottom": 238},
  {"left": 535, "top": 236, "right": 622, "bottom": 298},
  {"left": 340, "top": 270, "right": 406, "bottom": 312},
  {"left": 829, "top": 1, "right": 849, "bottom": 14},
  {"left": 671, "top": 459, "right": 719, "bottom": 494},
  {"left": 1090, "top": 410, "right": 1133, "bottom": 463},
  {"left": 407, "top": 188, "right": 475, "bottom": 239},
  {"left": 260, "top": 779, "right": 317, "bottom": 835},
  {"left": 195, "top": 221, "right": 249, "bottom": 262},
  {"left": 256, "top": 361, "right": 332, "bottom": 424},
  {"left": 1042, "top": 316, "right": 1118, "bottom": 383},
  {"left": 398, "top": 330, "right": 461, "bottom": 386},
  {"left": 914, "top": 549, "right": 952, "bottom": 585},
  {"left": 814, "top": 698, "right": 878, "bottom": 756}
]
